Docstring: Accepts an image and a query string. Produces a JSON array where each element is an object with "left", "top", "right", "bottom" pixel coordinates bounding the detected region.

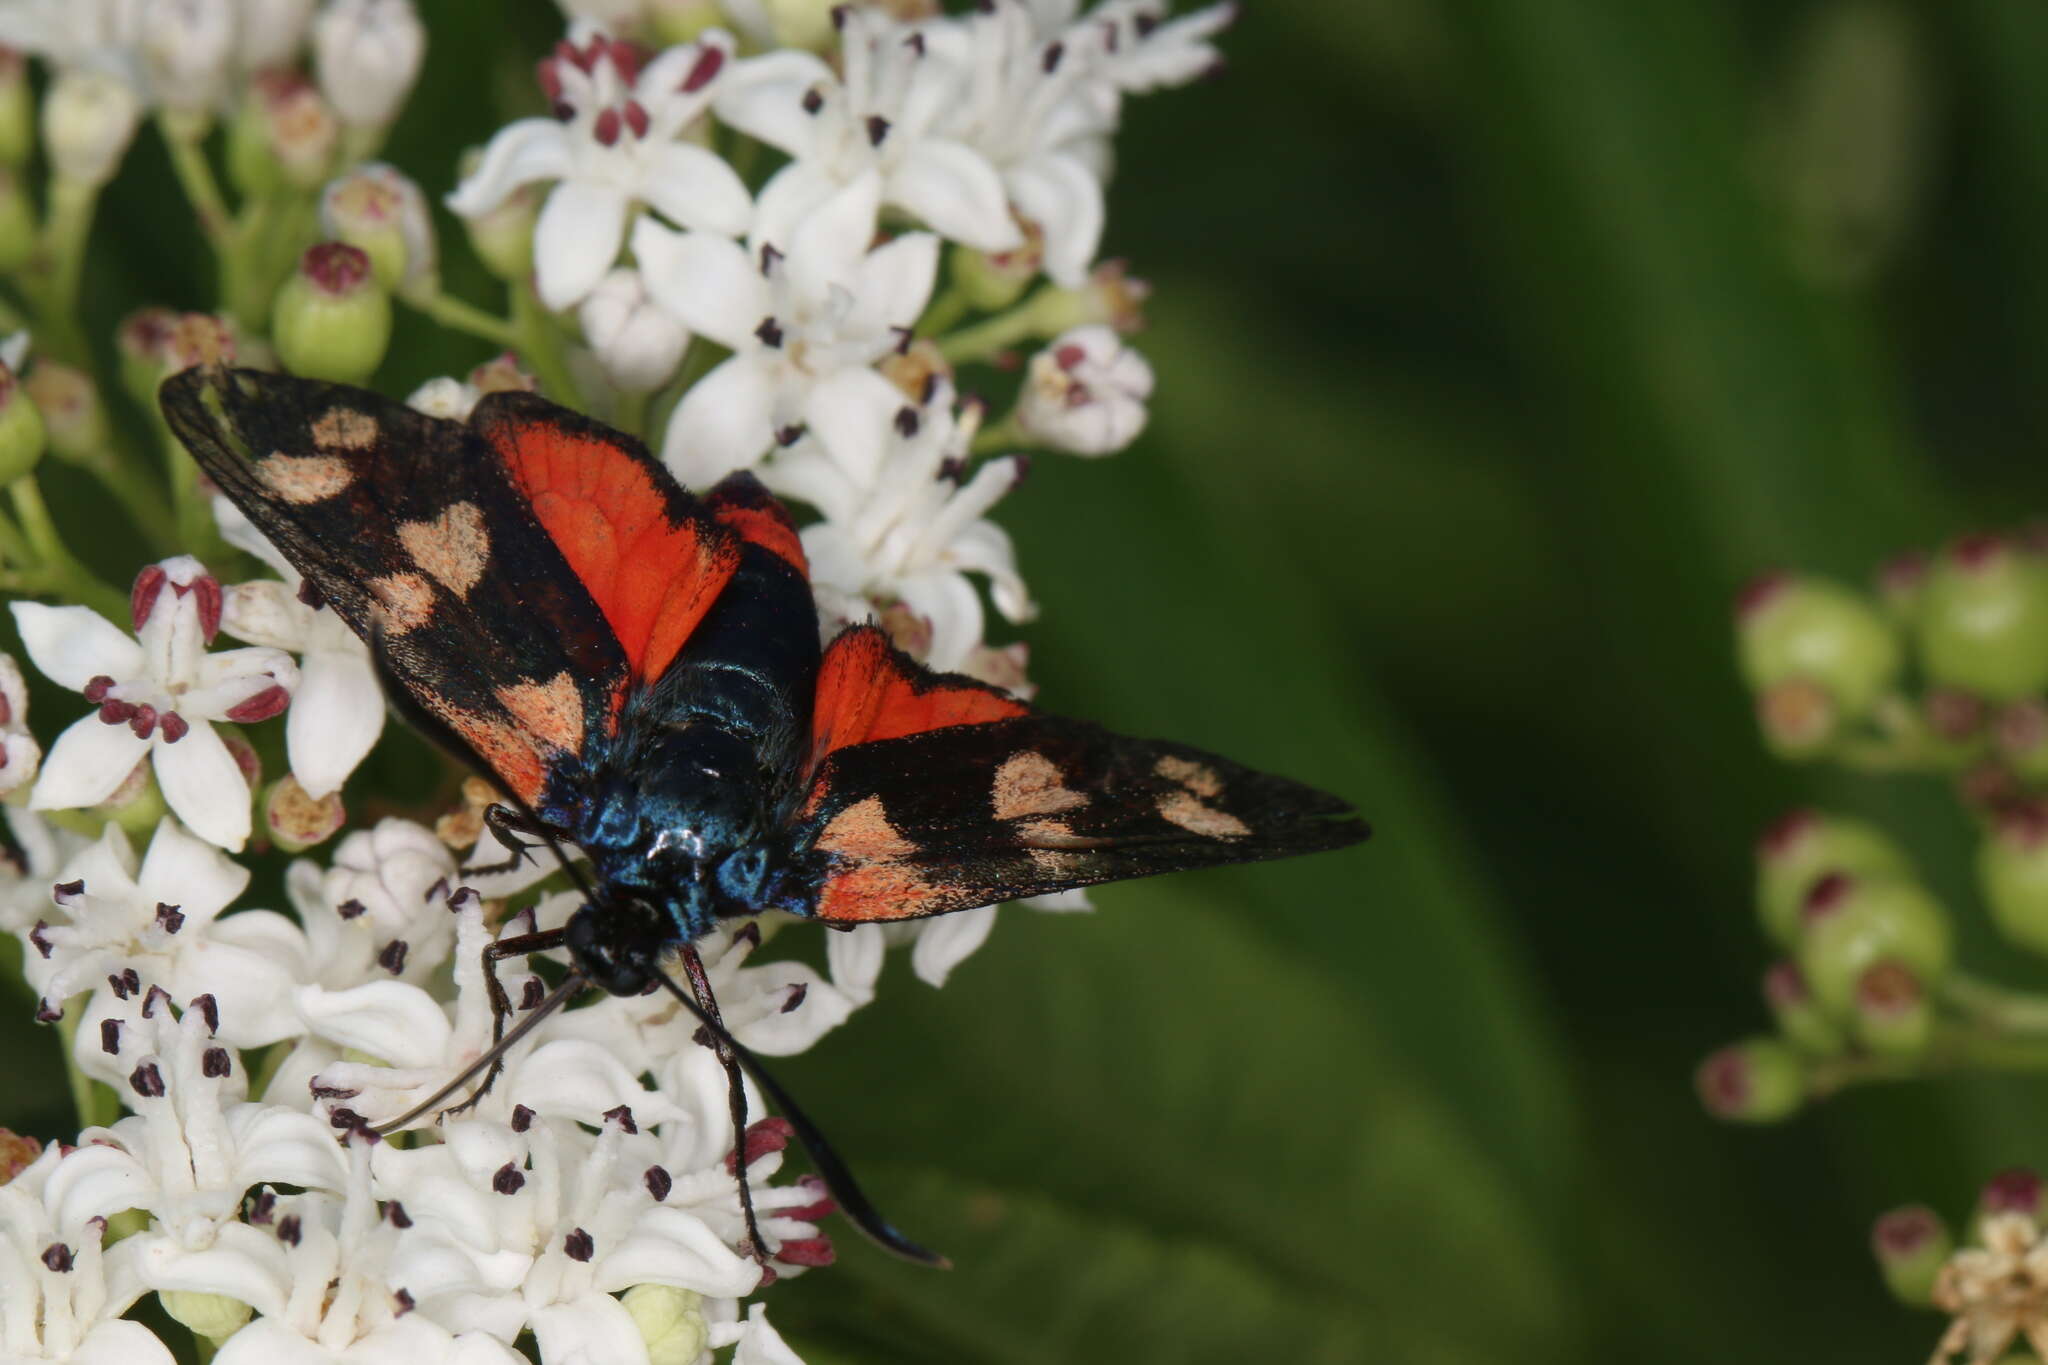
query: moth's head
[{"left": 564, "top": 897, "right": 667, "bottom": 997}]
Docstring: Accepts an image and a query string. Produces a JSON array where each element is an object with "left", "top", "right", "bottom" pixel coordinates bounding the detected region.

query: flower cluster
[{"left": 0, "top": 0, "right": 1233, "bottom": 1361}]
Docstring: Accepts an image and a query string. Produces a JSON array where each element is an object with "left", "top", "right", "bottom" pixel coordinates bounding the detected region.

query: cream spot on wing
[
  {"left": 993, "top": 751, "right": 1087, "bottom": 820},
  {"left": 398, "top": 501, "right": 490, "bottom": 599},
  {"left": 368, "top": 572, "right": 435, "bottom": 634},
  {"left": 1158, "top": 789, "right": 1250, "bottom": 840},
  {"left": 496, "top": 672, "right": 585, "bottom": 753},
  {"left": 311, "top": 407, "right": 379, "bottom": 450},
  {"left": 816, "top": 795, "right": 916, "bottom": 860},
  {"left": 1155, "top": 754, "right": 1223, "bottom": 799},
  {"left": 258, "top": 452, "right": 354, "bottom": 504}
]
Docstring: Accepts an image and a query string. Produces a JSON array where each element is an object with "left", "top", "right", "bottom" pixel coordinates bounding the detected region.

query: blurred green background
[{"left": 19, "top": 0, "right": 2048, "bottom": 1359}]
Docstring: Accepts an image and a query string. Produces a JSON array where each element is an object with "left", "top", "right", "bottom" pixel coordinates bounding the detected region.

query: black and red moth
[{"left": 161, "top": 365, "right": 1367, "bottom": 1262}]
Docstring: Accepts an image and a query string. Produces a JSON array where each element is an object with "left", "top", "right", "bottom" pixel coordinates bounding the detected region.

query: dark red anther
[
  {"left": 593, "top": 108, "right": 622, "bottom": 147},
  {"left": 535, "top": 56, "right": 563, "bottom": 101},
  {"left": 830, "top": 3, "right": 849, "bottom": 28},
  {"left": 511, "top": 1104, "right": 534, "bottom": 1133},
  {"left": 337, "top": 898, "right": 367, "bottom": 920},
  {"left": 758, "top": 242, "right": 784, "bottom": 276},
  {"left": 1984, "top": 1167, "right": 2044, "bottom": 1216},
  {"left": 82, "top": 675, "right": 114, "bottom": 703},
  {"left": 775, "top": 424, "right": 803, "bottom": 446},
  {"left": 865, "top": 114, "right": 890, "bottom": 146},
  {"left": 894, "top": 407, "right": 920, "bottom": 438},
  {"left": 801, "top": 86, "right": 823, "bottom": 114},
  {"left": 1054, "top": 343, "right": 1087, "bottom": 370},
  {"left": 159, "top": 711, "right": 189, "bottom": 744},
  {"left": 392, "top": 1288, "right": 415, "bottom": 1316},
  {"left": 682, "top": 43, "right": 725, "bottom": 93},
  {"left": 191, "top": 575, "right": 222, "bottom": 642},
  {"left": 249, "top": 1188, "right": 276, "bottom": 1223},
  {"left": 202, "top": 1047, "right": 232, "bottom": 1079},
  {"left": 726, "top": 1116, "right": 795, "bottom": 1173},
  {"left": 130, "top": 564, "right": 168, "bottom": 631},
  {"left": 107, "top": 972, "right": 131, "bottom": 1000},
  {"left": 520, "top": 977, "right": 545, "bottom": 1010},
  {"left": 754, "top": 1264, "right": 779, "bottom": 1288},
  {"left": 904, "top": 31, "right": 926, "bottom": 56},
  {"left": 277, "top": 1214, "right": 302, "bottom": 1246},
  {"left": 773, "top": 1236, "right": 836, "bottom": 1267},
  {"left": 606, "top": 39, "right": 647, "bottom": 84},
  {"left": 309, "top": 1083, "right": 360, "bottom": 1101},
  {"left": 327, "top": 1107, "right": 363, "bottom": 1130},
  {"left": 645, "top": 1165, "right": 672, "bottom": 1201},
  {"left": 27, "top": 920, "right": 49, "bottom": 958},
  {"left": 142, "top": 985, "right": 172, "bottom": 1018},
  {"left": 128, "top": 703, "right": 158, "bottom": 739},
  {"left": 604, "top": 1104, "right": 637, "bottom": 1134},
  {"left": 34, "top": 1000, "right": 61, "bottom": 1024},
  {"left": 129, "top": 1062, "right": 166, "bottom": 1098},
  {"left": 731, "top": 922, "right": 761, "bottom": 951},
  {"left": 564, "top": 1227, "right": 595, "bottom": 1262},
  {"left": 296, "top": 578, "right": 325, "bottom": 610},
  {"left": 780, "top": 982, "right": 807, "bottom": 1013},
  {"left": 552, "top": 100, "right": 575, "bottom": 121},
  {"left": 387, "top": 1200, "right": 411, "bottom": 1228},
  {"left": 377, "top": 939, "right": 408, "bottom": 975},
  {"left": 754, "top": 317, "right": 784, "bottom": 348},
  {"left": 189, "top": 991, "right": 216, "bottom": 1031},
  {"left": 41, "top": 1243, "right": 72, "bottom": 1273},
  {"left": 785, "top": 1175, "right": 836, "bottom": 1222},
  {"left": 623, "top": 100, "right": 649, "bottom": 139},
  {"left": 226, "top": 684, "right": 291, "bottom": 723},
  {"left": 100, "top": 1019, "right": 120, "bottom": 1054},
  {"left": 98, "top": 698, "right": 136, "bottom": 725},
  {"left": 492, "top": 1161, "right": 526, "bottom": 1195},
  {"left": 1134, "top": 10, "right": 1161, "bottom": 36},
  {"left": 1042, "top": 40, "right": 1064, "bottom": 73}
]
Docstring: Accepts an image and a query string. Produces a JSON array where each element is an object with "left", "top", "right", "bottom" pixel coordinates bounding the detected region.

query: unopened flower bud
[
  {"left": 407, "top": 376, "right": 481, "bottom": 420},
  {"left": 313, "top": 0, "right": 425, "bottom": 129},
  {"left": 1871, "top": 1205, "right": 1950, "bottom": 1307},
  {"left": 952, "top": 228, "right": 1042, "bottom": 311},
  {"left": 43, "top": 69, "right": 142, "bottom": 188},
  {"left": 1981, "top": 1167, "right": 2045, "bottom": 1221},
  {"left": 456, "top": 147, "right": 542, "bottom": 282},
  {"left": 1917, "top": 535, "right": 2048, "bottom": 700},
  {"left": 1853, "top": 960, "right": 1931, "bottom": 1056},
  {"left": 1978, "top": 802, "right": 2048, "bottom": 957},
  {"left": 229, "top": 72, "right": 339, "bottom": 195},
  {"left": 273, "top": 243, "right": 392, "bottom": 384},
  {"left": 1017, "top": 326, "right": 1153, "bottom": 456},
  {"left": 0, "top": 167, "right": 32, "bottom": 273},
  {"left": 159, "top": 312, "right": 238, "bottom": 377},
  {"left": 321, "top": 163, "right": 436, "bottom": 298},
  {"left": 238, "top": 0, "right": 317, "bottom": 73},
  {"left": 118, "top": 307, "right": 179, "bottom": 400},
  {"left": 580, "top": 269, "right": 687, "bottom": 392},
  {"left": 264, "top": 774, "right": 344, "bottom": 852},
  {"left": 0, "top": 726, "right": 41, "bottom": 797},
  {"left": 468, "top": 352, "right": 537, "bottom": 395},
  {"left": 1755, "top": 677, "right": 1837, "bottom": 758},
  {"left": 622, "top": 1284, "right": 709, "bottom": 1365},
  {"left": 23, "top": 363, "right": 108, "bottom": 464},
  {"left": 96, "top": 757, "right": 168, "bottom": 838},
  {"left": 1695, "top": 1036, "right": 1805, "bottom": 1123},
  {"left": 0, "top": 364, "right": 46, "bottom": 485},
  {"left": 0, "top": 1128, "right": 38, "bottom": 1183},
  {"left": 650, "top": 0, "right": 728, "bottom": 44},
  {"left": 1736, "top": 572, "right": 1901, "bottom": 721},
  {"left": 0, "top": 50, "right": 29, "bottom": 167},
  {"left": 159, "top": 1290, "right": 253, "bottom": 1344},
  {"left": 1763, "top": 960, "right": 1844, "bottom": 1055},
  {"left": 1756, "top": 808, "right": 1912, "bottom": 947},
  {"left": 140, "top": 0, "right": 237, "bottom": 122},
  {"left": 1796, "top": 872, "right": 1952, "bottom": 1016},
  {"left": 1027, "top": 259, "right": 1151, "bottom": 335}
]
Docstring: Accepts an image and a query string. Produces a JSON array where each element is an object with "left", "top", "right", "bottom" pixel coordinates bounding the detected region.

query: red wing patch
[
  {"left": 807, "top": 625, "right": 1027, "bottom": 784},
  {"left": 475, "top": 399, "right": 740, "bottom": 686},
  {"left": 705, "top": 471, "right": 807, "bottom": 576}
]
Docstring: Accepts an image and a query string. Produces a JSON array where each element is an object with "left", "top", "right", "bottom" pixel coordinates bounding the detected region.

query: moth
[{"left": 161, "top": 365, "right": 1367, "bottom": 1264}]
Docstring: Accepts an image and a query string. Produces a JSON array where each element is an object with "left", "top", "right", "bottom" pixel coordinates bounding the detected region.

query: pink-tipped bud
[
  {"left": 1801, "top": 870, "right": 1855, "bottom": 925},
  {"left": 1981, "top": 802, "right": 2048, "bottom": 957},
  {"left": 1918, "top": 532, "right": 2048, "bottom": 700},
  {"left": 1872, "top": 1204, "right": 1950, "bottom": 1306},
  {"left": 0, "top": 1128, "right": 38, "bottom": 1184},
  {"left": 1853, "top": 960, "right": 1931, "bottom": 1055},
  {"left": 1982, "top": 1168, "right": 2044, "bottom": 1219},
  {"left": 274, "top": 243, "right": 390, "bottom": 385},
  {"left": 264, "top": 775, "right": 344, "bottom": 852},
  {"left": 1695, "top": 1037, "right": 1805, "bottom": 1124}
]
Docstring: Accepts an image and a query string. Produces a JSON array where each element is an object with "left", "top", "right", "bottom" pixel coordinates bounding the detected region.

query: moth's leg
[
  {"left": 439, "top": 927, "right": 568, "bottom": 1119},
  {"left": 682, "top": 945, "right": 769, "bottom": 1265},
  {"left": 460, "top": 803, "right": 546, "bottom": 877}
]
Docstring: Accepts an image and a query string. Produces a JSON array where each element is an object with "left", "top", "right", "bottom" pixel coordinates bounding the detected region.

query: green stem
[
  {"left": 1939, "top": 974, "right": 2048, "bottom": 1035},
  {"left": 971, "top": 411, "right": 1027, "bottom": 455},
  {"left": 28, "top": 179, "right": 100, "bottom": 365},
  {"left": 0, "top": 500, "right": 36, "bottom": 569},
  {"left": 406, "top": 289, "right": 520, "bottom": 348},
  {"left": 511, "top": 282, "right": 584, "bottom": 406},
  {"left": 1806, "top": 1027, "right": 2048, "bottom": 1097},
  {"left": 917, "top": 283, "right": 972, "bottom": 339},
  {"left": 11, "top": 477, "right": 128, "bottom": 619},
  {"left": 159, "top": 115, "right": 234, "bottom": 248},
  {"left": 936, "top": 289, "right": 1056, "bottom": 364},
  {"left": 613, "top": 388, "right": 651, "bottom": 442}
]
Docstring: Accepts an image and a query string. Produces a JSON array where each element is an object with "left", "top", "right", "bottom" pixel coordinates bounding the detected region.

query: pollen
[
  {"left": 368, "top": 572, "right": 436, "bottom": 633},
  {"left": 258, "top": 452, "right": 355, "bottom": 503},
  {"left": 993, "top": 751, "right": 1086, "bottom": 819},
  {"left": 817, "top": 795, "right": 917, "bottom": 860},
  {"left": 399, "top": 501, "right": 490, "bottom": 599},
  {"left": 310, "top": 407, "right": 380, "bottom": 450},
  {"left": 496, "top": 672, "right": 585, "bottom": 753}
]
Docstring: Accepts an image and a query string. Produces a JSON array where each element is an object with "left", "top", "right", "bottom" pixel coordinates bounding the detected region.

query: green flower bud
[
  {"left": 1870, "top": 1205, "right": 1951, "bottom": 1307},
  {"left": 322, "top": 163, "right": 437, "bottom": 300},
  {"left": 1695, "top": 1036, "right": 1805, "bottom": 1123},
  {"left": 263, "top": 774, "right": 343, "bottom": 853},
  {"left": 228, "top": 73, "right": 338, "bottom": 197},
  {"left": 623, "top": 1284, "right": 709, "bottom": 1365},
  {"left": 1763, "top": 959, "right": 1845, "bottom": 1055},
  {"left": 459, "top": 148, "right": 541, "bottom": 283},
  {"left": 273, "top": 243, "right": 391, "bottom": 385},
  {"left": 1876, "top": 550, "right": 1927, "bottom": 624},
  {"left": 0, "top": 49, "right": 30, "bottom": 167},
  {"left": 159, "top": 1290, "right": 253, "bottom": 1343},
  {"left": 0, "top": 166, "right": 33, "bottom": 273},
  {"left": 24, "top": 363, "right": 109, "bottom": 465},
  {"left": 96, "top": 755, "right": 168, "bottom": 840},
  {"left": 1755, "top": 678, "right": 1838, "bottom": 758},
  {"left": 1735, "top": 572, "right": 1901, "bottom": 719},
  {"left": 1852, "top": 960, "right": 1931, "bottom": 1057},
  {"left": 1916, "top": 535, "right": 2048, "bottom": 701},
  {"left": 117, "top": 307, "right": 179, "bottom": 404},
  {"left": 0, "top": 363, "right": 46, "bottom": 485},
  {"left": 1024, "top": 259, "right": 1151, "bottom": 338},
  {"left": 952, "top": 228, "right": 1041, "bottom": 312},
  {"left": 1756, "top": 808, "right": 1912, "bottom": 948},
  {"left": 649, "top": 0, "right": 725, "bottom": 45},
  {"left": 1796, "top": 872, "right": 1952, "bottom": 1016},
  {"left": 1978, "top": 802, "right": 2048, "bottom": 956},
  {"left": 1996, "top": 700, "right": 2048, "bottom": 780}
]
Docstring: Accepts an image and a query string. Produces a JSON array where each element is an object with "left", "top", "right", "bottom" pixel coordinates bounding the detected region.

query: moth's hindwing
[
  {"left": 160, "top": 367, "right": 632, "bottom": 805},
  {"left": 794, "top": 630, "right": 1368, "bottom": 923}
]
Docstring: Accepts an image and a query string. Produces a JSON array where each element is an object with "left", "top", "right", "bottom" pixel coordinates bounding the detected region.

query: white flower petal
[
  {"left": 640, "top": 142, "right": 753, "bottom": 238},
  {"left": 911, "top": 905, "right": 998, "bottom": 987},
  {"left": 10, "top": 601, "right": 142, "bottom": 691},
  {"left": 713, "top": 50, "right": 834, "bottom": 155},
  {"left": 596, "top": 1207, "right": 763, "bottom": 1298},
  {"left": 788, "top": 170, "right": 883, "bottom": 301},
  {"left": 534, "top": 179, "right": 631, "bottom": 312},
  {"left": 801, "top": 367, "right": 907, "bottom": 490},
  {"left": 632, "top": 220, "right": 766, "bottom": 349},
  {"left": 222, "top": 1103, "right": 350, "bottom": 1192},
  {"left": 660, "top": 353, "right": 778, "bottom": 487},
  {"left": 152, "top": 722, "right": 252, "bottom": 852},
  {"left": 887, "top": 139, "right": 1022, "bottom": 251},
  {"left": 1006, "top": 154, "right": 1105, "bottom": 287},
  {"left": 136, "top": 815, "right": 250, "bottom": 925},
  {"left": 848, "top": 230, "right": 940, "bottom": 338},
  {"left": 30, "top": 714, "right": 148, "bottom": 813},
  {"left": 295, "top": 979, "right": 452, "bottom": 1065},
  {"left": 532, "top": 1294, "right": 656, "bottom": 1365},
  {"left": 746, "top": 159, "right": 843, "bottom": 262},
  {"left": 71, "top": 1319, "right": 180, "bottom": 1365},
  {"left": 286, "top": 648, "right": 385, "bottom": 798},
  {"left": 220, "top": 580, "right": 309, "bottom": 651},
  {"left": 445, "top": 118, "right": 574, "bottom": 217},
  {"left": 500, "top": 1039, "right": 681, "bottom": 1127},
  {"left": 826, "top": 923, "right": 884, "bottom": 1005},
  {"left": 731, "top": 1306, "right": 806, "bottom": 1365}
]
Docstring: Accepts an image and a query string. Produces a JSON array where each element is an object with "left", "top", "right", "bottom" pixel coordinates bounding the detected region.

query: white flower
[
  {"left": 311, "top": 0, "right": 425, "bottom": 128},
  {"left": 1016, "top": 324, "right": 1153, "bottom": 454},
  {"left": 579, "top": 267, "right": 688, "bottom": 393},
  {"left": 222, "top": 578, "right": 382, "bottom": 800},
  {"left": 715, "top": 8, "right": 1021, "bottom": 255},
  {"left": 447, "top": 26, "right": 749, "bottom": 312},
  {"left": 0, "top": 807, "right": 88, "bottom": 940},
  {"left": 23, "top": 818, "right": 311, "bottom": 1075},
  {"left": 313, "top": 818, "right": 461, "bottom": 987},
  {"left": 407, "top": 376, "right": 482, "bottom": 420},
  {"left": 45, "top": 997, "right": 346, "bottom": 1251},
  {"left": 0, "top": 651, "right": 44, "bottom": 796},
  {"left": 636, "top": 174, "right": 939, "bottom": 484},
  {"left": 137, "top": 0, "right": 236, "bottom": 114},
  {"left": 238, "top": 0, "right": 318, "bottom": 72},
  {"left": 40, "top": 68, "right": 142, "bottom": 185},
  {"left": 0, "top": 1146, "right": 170, "bottom": 1364},
  {"left": 713, "top": 1304, "right": 806, "bottom": 1365},
  {"left": 14, "top": 557, "right": 297, "bottom": 851},
  {"left": 764, "top": 376, "right": 1031, "bottom": 670}
]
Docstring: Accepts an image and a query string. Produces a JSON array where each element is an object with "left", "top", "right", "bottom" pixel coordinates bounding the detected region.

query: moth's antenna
[
  {"left": 651, "top": 968, "right": 951, "bottom": 1268},
  {"left": 372, "top": 971, "right": 586, "bottom": 1134}
]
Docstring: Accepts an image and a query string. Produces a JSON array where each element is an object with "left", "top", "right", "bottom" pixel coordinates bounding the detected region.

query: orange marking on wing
[
  {"left": 485, "top": 419, "right": 738, "bottom": 682},
  {"left": 714, "top": 501, "right": 807, "bottom": 575},
  {"left": 809, "top": 627, "right": 1027, "bottom": 776},
  {"left": 433, "top": 701, "right": 547, "bottom": 805},
  {"left": 815, "top": 861, "right": 949, "bottom": 922}
]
